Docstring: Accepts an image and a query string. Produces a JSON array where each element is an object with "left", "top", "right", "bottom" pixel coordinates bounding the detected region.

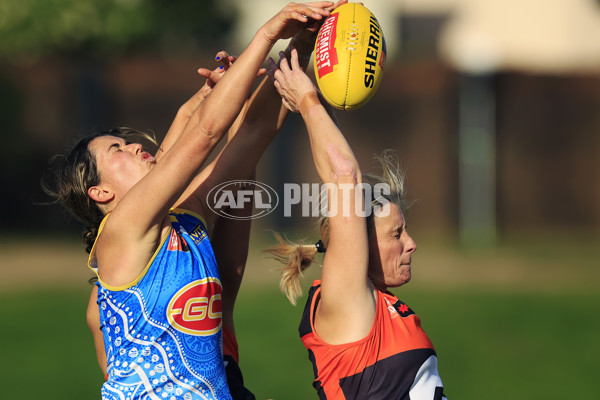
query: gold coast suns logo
[{"left": 166, "top": 278, "right": 222, "bottom": 336}]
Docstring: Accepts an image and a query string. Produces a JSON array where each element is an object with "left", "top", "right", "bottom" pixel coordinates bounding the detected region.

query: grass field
[{"left": 0, "top": 234, "right": 598, "bottom": 399}]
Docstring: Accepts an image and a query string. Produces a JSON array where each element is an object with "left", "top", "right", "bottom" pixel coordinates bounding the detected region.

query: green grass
[
  {"left": 400, "top": 288, "right": 600, "bottom": 400},
  {"left": 0, "top": 285, "right": 598, "bottom": 399},
  {"left": 0, "top": 287, "right": 103, "bottom": 398}
]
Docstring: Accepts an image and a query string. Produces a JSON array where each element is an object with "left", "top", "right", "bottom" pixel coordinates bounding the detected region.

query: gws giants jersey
[
  {"left": 89, "top": 209, "right": 232, "bottom": 400},
  {"left": 299, "top": 281, "right": 447, "bottom": 400}
]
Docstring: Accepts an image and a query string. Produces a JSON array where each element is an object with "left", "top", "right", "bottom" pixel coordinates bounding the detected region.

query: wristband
[{"left": 298, "top": 91, "right": 320, "bottom": 115}]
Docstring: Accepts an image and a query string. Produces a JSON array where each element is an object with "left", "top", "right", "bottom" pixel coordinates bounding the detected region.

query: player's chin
[
  {"left": 389, "top": 268, "right": 411, "bottom": 287},
  {"left": 389, "top": 278, "right": 410, "bottom": 288},
  {"left": 400, "top": 265, "right": 412, "bottom": 284}
]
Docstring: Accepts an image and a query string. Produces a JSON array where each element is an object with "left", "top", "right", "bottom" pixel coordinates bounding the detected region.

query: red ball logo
[{"left": 166, "top": 278, "right": 223, "bottom": 336}]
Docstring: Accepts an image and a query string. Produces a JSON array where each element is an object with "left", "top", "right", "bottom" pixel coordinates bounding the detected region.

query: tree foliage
[{"left": 0, "top": 0, "right": 235, "bottom": 62}]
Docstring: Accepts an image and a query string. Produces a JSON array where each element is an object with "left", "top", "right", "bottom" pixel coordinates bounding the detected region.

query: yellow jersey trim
[
  {"left": 87, "top": 214, "right": 109, "bottom": 276},
  {"left": 87, "top": 208, "right": 207, "bottom": 291},
  {"left": 169, "top": 207, "right": 207, "bottom": 228}
]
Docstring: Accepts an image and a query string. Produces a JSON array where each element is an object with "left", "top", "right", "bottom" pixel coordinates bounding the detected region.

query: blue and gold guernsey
[{"left": 88, "top": 209, "right": 232, "bottom": 400}]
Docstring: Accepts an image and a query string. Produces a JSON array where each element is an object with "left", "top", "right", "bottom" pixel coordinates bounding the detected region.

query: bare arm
[
  {"left": 98, "top": 2, "right": 333, "bottom": 287},
  {"left": 172, "top": 13, "right": 334, "bottom": 319},
  {"left": 272, "top": 49, "right": 374, "bottom": 344},
  {"left": 161, "top": 2, "right": 347, "bottom": 229},
  {"left": 177, "top": 12, "right": 334, "bottom": 229},
  {"left": 210, "top": 187, "right": 254, "bottom": 335},
  {"left": 155, "top": 62, "right": 230, "bottom": 162},
  {"left": 196, "top": 22, "right": 328, "bottom": 322}
]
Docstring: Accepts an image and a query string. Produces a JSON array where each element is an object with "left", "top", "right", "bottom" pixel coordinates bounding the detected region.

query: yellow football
[{"left": 313, "top": 2, "right": 386, "bottom": 110}]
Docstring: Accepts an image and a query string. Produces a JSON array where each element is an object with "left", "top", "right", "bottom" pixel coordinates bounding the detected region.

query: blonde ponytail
[
  {"left": 264, "top": 233, "right": 322, "bottom": 306},
  {"left": 266, "top": 150, "right": 406, "bottom": 306}
]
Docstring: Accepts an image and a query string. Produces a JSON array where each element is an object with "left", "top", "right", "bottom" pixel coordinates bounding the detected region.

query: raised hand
[
  {"left": 269, "top": 48, "right": 317, "bottom": 113},
  {"left": 290, "top": 0, "right": 348, "bottom": 56},
  {"left": 197, "top": 51, "right": 236, "bottom": 90},
  {"left": 196, "top": 51, "right": 267, "bottom": 103},
  {"left": 261, "top": 2, "right": 334, "bottom": 44}
]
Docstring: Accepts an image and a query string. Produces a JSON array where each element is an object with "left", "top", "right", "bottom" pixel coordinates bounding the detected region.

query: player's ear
[{"left": 88, "top": 185, "right": 114, "bottom": 204}]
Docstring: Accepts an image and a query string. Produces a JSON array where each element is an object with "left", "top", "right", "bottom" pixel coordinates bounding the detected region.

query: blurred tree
[{"left": 0, "top": 0, "right": 236, "bottom": 62}]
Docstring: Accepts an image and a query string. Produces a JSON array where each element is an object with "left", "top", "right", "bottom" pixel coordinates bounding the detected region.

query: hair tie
[{"left": 315, "top": 239, "right": 326, "bottom": 253}]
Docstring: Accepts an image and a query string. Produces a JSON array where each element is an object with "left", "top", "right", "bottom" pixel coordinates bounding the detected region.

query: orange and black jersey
[{"left": 299, "top": 281, "right": 447, "bottom": 400}]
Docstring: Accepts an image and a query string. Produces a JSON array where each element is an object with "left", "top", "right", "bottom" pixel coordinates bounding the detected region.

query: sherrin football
[{"left": 313, "top": 2, "right": 386, "bottom": 110}]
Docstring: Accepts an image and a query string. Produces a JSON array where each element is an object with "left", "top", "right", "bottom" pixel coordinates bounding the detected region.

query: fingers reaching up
[
  {"left": 287, "top": 1, "right": 347, "bottom": 66},
  {"left": 198, "top": 50, "right": 266, "bottom": 93},
  {"left": 197, "top": 51, "right": 236, "bottom": 89},
  {"left": 269, "top": 48, "right": 317, "bottom": 113},
  {"left": 261, "top": 2, "right": 334, "bottom": 43}
]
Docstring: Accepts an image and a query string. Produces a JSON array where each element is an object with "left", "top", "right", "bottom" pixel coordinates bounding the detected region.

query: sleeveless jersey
[
  {"left": 299, "top": 281, "right": 447, "bottom": 400},
  {"left": 89, "top": 209, "right": 232, "bottom": 400}
]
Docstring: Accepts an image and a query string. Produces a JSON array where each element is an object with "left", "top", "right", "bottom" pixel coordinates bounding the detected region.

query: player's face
[
  {"left": 88, "top": 135, "right": 156, "bottom": 200},
  {"left": 368, "top": 203, "right": 417, "bottom": 289}
]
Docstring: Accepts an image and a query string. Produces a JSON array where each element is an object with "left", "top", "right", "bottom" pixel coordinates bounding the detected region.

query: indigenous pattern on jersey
[
  {"left": 89, "top": 209, "right": 232, "bottom": 400},
  {"left": 299, "top": 281, "right": 447, "bottom": 400}
]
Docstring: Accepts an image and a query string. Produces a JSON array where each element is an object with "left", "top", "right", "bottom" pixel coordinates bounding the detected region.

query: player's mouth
[{"left": 141, "top": 152, "right": 155, "bottom": 162}]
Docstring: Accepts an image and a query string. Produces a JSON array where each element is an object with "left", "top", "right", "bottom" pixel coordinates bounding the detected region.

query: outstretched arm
[
  {"left": 165, "top": 2, "right": 348, "bottom": 231},
  {"left": 271, "top": 49, "right": 374, "bottom": 345},
  {"left": 205, "top": 0, "right": 348, "bottom": 331},
  {"left": 196, "top": 2, "right": 354, "bottom": 328},
  {"left": 98, "top": 2, "right": 333, "bottom": 288},
  {"left": 178, "top": 2, "right": 344, "bottom": 229}
]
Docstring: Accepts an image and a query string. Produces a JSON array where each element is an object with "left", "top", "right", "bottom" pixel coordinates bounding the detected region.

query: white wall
[
  {"left": 227, "top": 0, "right": 402, "bottom": 59},
  {"left": 440, "top": 0, "right": 600, "bottom": 73}
]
